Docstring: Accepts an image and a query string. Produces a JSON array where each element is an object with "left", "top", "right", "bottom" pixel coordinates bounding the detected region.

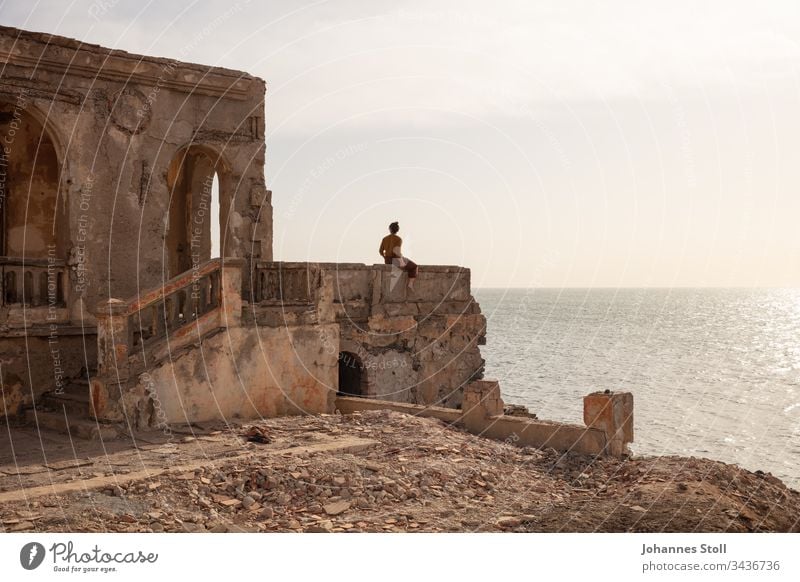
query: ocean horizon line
[{"left": 473, "top": 286, "right": 800, "bottom": 291}]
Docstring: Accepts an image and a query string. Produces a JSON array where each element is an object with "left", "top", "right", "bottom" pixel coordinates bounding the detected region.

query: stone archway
[{"left": 0, "top": 100, "right": 66, "bottom": 259}]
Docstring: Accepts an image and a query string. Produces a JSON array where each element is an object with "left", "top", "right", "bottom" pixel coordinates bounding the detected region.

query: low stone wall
[
  {"left": 335, "top": 381, "right": 635, "bottom": 458},
  {"left": 473, "top": 416, "right": 608, "bottom": 456}
]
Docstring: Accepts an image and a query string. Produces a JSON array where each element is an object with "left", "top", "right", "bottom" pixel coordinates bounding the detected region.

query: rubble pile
[{"left": 1, "top": 410, "right": 798, "bottom": 532}]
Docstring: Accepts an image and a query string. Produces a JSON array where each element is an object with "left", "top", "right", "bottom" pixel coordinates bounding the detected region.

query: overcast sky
[{"left": 3, "top": 0, "right": 800, "bottom": 287}]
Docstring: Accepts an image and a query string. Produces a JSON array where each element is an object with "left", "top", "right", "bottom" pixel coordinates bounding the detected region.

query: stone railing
[
  {"left": 0, "top": 256, "right": 67, "bottom": 307},
  {"left": 252, "top": 261, "right": 319, "bottom": 305},
  {"left": 92, "top": 258, "right": 244, "bottom": 422},
  {"left": 127, "top": 258, "right": 223, "bottom": 350},
  {"left": 328, "top": 263, "right": 476, "bottom": 324},
  {"left": 249, "top": 261, "right": 476, "bottom": 325}
]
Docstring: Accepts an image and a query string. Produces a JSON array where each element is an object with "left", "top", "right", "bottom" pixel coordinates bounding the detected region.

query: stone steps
[
  {"left": 40, "top": 386, "right": 90, "bottom": 417},
  {"left": 25, "top": 409, "right": 117, "bottom": 441},
  {"left": 28, "top": 370, "right": 116, "bottom": 441}
]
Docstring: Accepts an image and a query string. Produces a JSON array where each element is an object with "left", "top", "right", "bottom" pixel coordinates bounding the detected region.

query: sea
[{"left": 475, "top": 288, "right": 800, "bottom": 490}]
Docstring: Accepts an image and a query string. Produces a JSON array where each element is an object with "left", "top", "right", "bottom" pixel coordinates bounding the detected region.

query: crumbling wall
[{"left": 340, "top": 312, "right": 485, "bottom": 407}]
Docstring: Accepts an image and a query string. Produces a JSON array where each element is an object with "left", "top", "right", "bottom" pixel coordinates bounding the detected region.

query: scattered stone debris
[
  {"left": 242, "top": 426, "right": 272, "bottom": 444},
  {"left": 1, "top": 410, "right": 798, "bottom": 532}
]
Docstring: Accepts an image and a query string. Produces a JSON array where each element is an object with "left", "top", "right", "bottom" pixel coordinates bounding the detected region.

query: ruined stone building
[{"left": 0, "top": 26, "right": 487, "bottom": 435}]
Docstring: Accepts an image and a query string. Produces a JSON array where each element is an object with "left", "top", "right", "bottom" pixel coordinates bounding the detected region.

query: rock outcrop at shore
[{"left": 1, "top": 410, "right": 797, "bottom": 532}]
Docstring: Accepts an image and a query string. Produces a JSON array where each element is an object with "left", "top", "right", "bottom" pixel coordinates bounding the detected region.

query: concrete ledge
[
  {"left": 478, "top": 415, "right": 607, "bottom": 456},
  {"left": 257, "top": 261, "right": 469, "bottom": 273},
  {"left": 0, "top": 324, "right": 97, "bottom": 338},
  {"left": 335, "top": 395, "right": 609, "bottom": 456}
]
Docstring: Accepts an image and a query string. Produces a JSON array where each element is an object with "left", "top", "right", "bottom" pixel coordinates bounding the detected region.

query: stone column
[
  {"left": 92, "top": 298, "right": 129, "bottom": 421},
  {"left": 461, "top": 379, "right": 504, "bottom": 432},
  {"left": 583, "top": 391, "right": 634, "bottom": 457},
  {"left": 220, "top": 257, "right": 245, "bottom": 327}
]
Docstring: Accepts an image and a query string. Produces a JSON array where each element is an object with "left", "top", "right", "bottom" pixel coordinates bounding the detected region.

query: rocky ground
[{"left": 1, "top": 409, "right": 798, "bottom": 533}]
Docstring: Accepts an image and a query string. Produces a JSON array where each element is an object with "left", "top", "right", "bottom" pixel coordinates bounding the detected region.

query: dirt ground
[{"left": 1, "top": 410, "right": 798, "bottom": 533}]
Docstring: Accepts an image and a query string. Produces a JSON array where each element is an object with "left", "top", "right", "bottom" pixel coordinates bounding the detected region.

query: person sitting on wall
[{"left": 379, "top": 221, "right": 418, "bottom": 290}]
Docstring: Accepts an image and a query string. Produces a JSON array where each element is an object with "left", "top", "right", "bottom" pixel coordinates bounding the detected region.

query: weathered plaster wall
[{"left": 138, "top": 324, "right": 337, "bottom": 426}]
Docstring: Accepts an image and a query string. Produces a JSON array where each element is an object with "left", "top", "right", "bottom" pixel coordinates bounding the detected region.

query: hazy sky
[{"left": 3, "top": 0, "right": 800, "bottom": 287}]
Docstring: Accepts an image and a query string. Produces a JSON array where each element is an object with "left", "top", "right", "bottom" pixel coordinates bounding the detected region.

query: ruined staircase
[{"left": 19, "top": 259, "right": 239, "bottom": 438}]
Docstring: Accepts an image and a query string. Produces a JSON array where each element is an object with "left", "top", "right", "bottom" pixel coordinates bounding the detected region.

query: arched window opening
[
  {"left": 165, "top": 146, "right": 226, "bottom": 278},
  {"left": 210, "top": 173, "right": 220, "bottom": 259}
]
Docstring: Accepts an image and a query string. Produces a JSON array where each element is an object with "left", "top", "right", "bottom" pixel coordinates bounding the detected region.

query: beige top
[{"left": 379, "top": 234, "right": 402, "bottom": 259}]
